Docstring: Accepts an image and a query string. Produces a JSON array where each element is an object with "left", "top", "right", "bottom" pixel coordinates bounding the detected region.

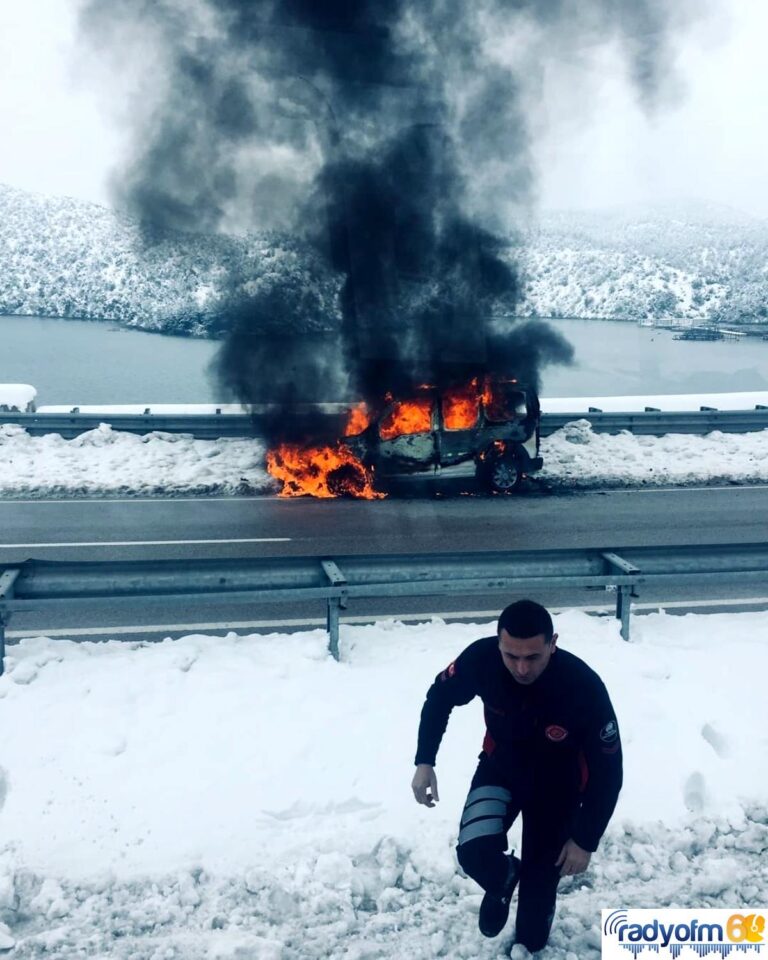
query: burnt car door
[
  {"left": 376, "top": 397, "right": 437, "bottom": 469},
  {"left": 437, "top": 386, "right": 482, "bottom": 465},
  {"left": 483, "top": 383, "right": 535, "bottom": 442}
]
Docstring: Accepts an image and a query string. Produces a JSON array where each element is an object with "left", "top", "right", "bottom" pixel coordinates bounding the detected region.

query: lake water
[
  {"left": 1, "top": 316, "right": 222, "bottom": 404},
  {"left": 3, "top": 314, "right": 768, "bottom": 404},
  {"left": 543, "top": 318, "right": 768, "bottom": 397}
]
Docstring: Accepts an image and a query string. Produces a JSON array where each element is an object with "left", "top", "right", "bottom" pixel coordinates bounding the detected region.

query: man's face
[{"left": 498, "top": 629, "right": 558, "bottom": 685}]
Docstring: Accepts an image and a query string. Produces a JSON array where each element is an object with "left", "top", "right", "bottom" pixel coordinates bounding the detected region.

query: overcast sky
[{"left": 1, "top": 0, "right": 766, "bottom": 218}]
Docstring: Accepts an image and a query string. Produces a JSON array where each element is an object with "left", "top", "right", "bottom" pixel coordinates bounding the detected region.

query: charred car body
[{"left": 343, "top": 379, "right": 542, "bottom": 493}]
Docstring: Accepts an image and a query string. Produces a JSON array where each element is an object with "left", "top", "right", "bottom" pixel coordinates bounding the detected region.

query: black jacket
[{"left": 415, "top": 637, "right": 623, "bottom": 852}]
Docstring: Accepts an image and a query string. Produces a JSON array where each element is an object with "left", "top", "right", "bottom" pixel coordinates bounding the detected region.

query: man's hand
[
  {"left": 411, "top": 764, "right": 440, "bottom": 807},
  {"left": 555, "top": 839, "right": 591, "bottom": 877}
]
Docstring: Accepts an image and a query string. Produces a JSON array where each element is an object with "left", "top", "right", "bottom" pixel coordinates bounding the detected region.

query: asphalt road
[
  {"left": 2, "top": 484, "right": 768, "bottom": 561},
  {"left": 2, "top": 485, "right": 768, "bottom": 642}
]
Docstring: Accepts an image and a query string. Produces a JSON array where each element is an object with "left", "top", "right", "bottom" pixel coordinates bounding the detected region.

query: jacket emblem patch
[
  {"left": 545, "top": 724, "right": 569, "bottom": 742},
  {"left": 441, "top": 661, "right": 457, "bottom": 681},
  {"left": 600, "top": 720, "right": 618, "bottom": 743}
]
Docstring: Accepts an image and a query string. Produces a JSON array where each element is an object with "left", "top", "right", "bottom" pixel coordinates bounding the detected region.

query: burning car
[{"left": 266, "top": 377, "right": 542, "bottom": 498}]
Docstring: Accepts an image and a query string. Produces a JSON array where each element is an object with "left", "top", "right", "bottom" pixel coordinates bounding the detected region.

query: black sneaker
[{"left": 478, "top": 854, "right": 521, "bottom": 938}]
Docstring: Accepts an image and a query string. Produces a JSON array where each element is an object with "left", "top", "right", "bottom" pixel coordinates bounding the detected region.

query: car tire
[
  {"left": 480, "top": 448, "right": 522, "bottom": 494},
  {"left": 327, "top": 462, "right": 370, "bottom": 498}
]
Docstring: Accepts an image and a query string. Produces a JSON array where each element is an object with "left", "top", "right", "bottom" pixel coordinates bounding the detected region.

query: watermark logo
[{"left": 602, "top": 909, "right": 766, "bottom": 958}]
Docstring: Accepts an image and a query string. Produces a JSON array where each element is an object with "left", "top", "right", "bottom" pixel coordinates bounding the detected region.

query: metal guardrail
[
  {"left": 2, "top": 543, "right": 766, "bottom": 668},
  {"left": 540, "top": 408, "right": 768, "bottom": 436},
  {"left": 2, "top": 407, "right": 768, "bottom": 439},
  {"left": 0, "top": 412, "right": 257, "bottom": 440}
]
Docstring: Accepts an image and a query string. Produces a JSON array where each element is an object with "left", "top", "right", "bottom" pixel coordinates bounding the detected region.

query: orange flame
[
  {"left": 481, "top": 375, "right": 501, "bottom": 412},
  {"left": 442, "top": 379, "right": 479, "bottom": 430},
  {"left": 266, "top": 442, "right": 383, "bottom": 499},
  {"left": 344, "top": 402, "right": 371, "bottom": 437},
  {"left": 379, "top": 398, "right": 433, "bottom": 440}
]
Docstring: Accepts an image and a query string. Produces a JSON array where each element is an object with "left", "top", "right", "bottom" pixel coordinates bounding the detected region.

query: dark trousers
[{"left": 456, "top": 754, "right": 575, "bottom": 952}]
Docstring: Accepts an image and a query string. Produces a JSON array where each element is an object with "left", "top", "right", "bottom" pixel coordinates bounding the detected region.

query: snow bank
[
  {"left": 0, "top": 423, "right": 274, "bottom": 497},
  {"left": 0, "top": 611, "right": 765, "bottom": 958},
  {"left": 541, "top": 419, "right": 768, "bottom": 488},
  {"left": 0, "top": 384, "right": 36, "bottom": 412},
  {"left": 3, "top": 420, "right": 768, "bottom": 497}
]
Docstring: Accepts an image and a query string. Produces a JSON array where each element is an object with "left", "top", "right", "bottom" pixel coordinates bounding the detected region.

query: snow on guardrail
[
  {"left": 34, "top": 391, "right": 768, "bottom": 416},
  {"left": 541, "top": 391, "right": 768, "bottom": 413},
  {"left": 0, "top": 383, "right": 36, "bottom": 412}
]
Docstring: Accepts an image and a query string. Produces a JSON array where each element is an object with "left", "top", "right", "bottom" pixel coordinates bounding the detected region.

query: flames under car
[{"left": 343, "top": 379, "right": 542, "bottom": 494}]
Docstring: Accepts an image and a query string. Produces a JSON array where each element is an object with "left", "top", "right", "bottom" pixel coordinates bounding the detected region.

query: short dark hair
[{"left": 498, "top": 600, "right": 554, "bottom": 643}]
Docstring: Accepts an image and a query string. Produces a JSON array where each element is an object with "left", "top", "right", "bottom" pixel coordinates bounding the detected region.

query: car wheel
[
  {"left": 483, "top": 450, "right": 522, "bottom": 494},
  {"left": 327, "top": 462, "right": 370, "bottom": 497}
]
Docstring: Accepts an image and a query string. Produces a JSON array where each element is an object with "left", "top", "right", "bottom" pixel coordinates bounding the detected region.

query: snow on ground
[
  {"left": 539, "top": 420, "right": 768, "bottom": 489},
  {"left": 2, "top": 419, "right": 768, "bottom": 497},
  {"left": 0, "top": 610, "right": 766, "bottom": 958},
  {"left": 0, "top": 423, "right": 270, "bottom": 498}
]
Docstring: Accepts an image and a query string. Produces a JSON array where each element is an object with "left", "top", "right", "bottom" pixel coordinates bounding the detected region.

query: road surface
[{"left": 2, "top": 485, "right": 767, "bottom": 642}]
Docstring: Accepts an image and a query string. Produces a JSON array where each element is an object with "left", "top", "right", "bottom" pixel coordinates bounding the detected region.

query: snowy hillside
[
  {"left": 517, "top": 204, "right": 768, "bottom": 325},
  {"left": 1, "top": 184, "right": 767, "bottom": 334},
  {"left": 0, "top": 185, "right": 340, "bottom": 336}
]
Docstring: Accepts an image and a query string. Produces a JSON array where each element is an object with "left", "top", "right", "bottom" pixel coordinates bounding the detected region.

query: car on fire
[{"left": 343, "top": 378, "right": 542, "bottom": 493}]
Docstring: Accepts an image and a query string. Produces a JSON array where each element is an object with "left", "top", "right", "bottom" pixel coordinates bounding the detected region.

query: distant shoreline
[
  {"left": 3, "top": 311, "right": 768, "bottom": 342},
  {"left": 0, "top": 313, "right": 222, "bottom": 341}
]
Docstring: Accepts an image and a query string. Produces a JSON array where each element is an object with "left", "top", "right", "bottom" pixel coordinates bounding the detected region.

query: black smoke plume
[{"left": 82, "top": 0, "right": 696, "bottom": 443}]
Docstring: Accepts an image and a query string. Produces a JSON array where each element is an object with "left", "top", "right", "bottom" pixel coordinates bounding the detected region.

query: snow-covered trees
[
  {"left": 0, "top": 185, "right": 340, "bottom": 337},
  {"left": 1, "top": 186, "right": 766, "bottom": 334},
  {"left": 517, "top": 203, "right": 767, "bottom": 323}
]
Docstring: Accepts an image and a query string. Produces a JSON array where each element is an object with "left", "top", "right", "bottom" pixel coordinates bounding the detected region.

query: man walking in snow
[{"left": 411, "top": 600, "right": 622, "bottom": 953}]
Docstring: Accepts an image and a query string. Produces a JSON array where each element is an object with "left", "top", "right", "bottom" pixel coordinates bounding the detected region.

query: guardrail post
[
  {"left": 327, "top": 598, "right": 342, "bottom": 661},
  {"left": 321, "top": 560, "right": 348, "bottom": 661},
  {"left": 616, "top": 586, "right": 632, "bottom": 641},
  {"left": 601, "top": 553, "right": 640, "bottom": 642},
  {"left": 0, "top": 569, "right": 21, "bottom": 677}
]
